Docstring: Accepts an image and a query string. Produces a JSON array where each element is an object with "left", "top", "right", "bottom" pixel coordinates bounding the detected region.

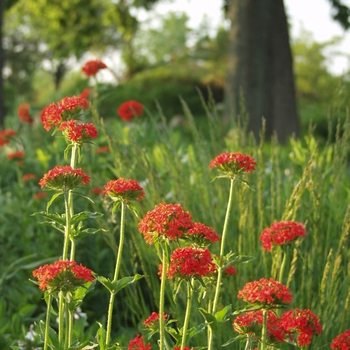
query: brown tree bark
[{"left": 224, "top": 0, "right": 299, "bottom": 143}]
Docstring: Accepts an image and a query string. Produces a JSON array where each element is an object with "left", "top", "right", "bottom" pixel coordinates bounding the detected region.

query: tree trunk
[
  {"left": 224, "top": 0, "right": 299, "bottom": 143},
  {"left": 0, "top": 0, "right": 5, "bottom": 128}
]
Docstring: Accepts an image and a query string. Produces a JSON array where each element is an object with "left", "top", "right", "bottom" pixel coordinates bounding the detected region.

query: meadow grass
[{"left": 0, "top": 97, "right": 349, "bottom": 348}]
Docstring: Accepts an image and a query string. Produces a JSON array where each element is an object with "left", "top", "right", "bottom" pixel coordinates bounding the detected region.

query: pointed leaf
[
  {"left": 215, "top": 304, "right": 232, "bottom": 322},
  {"left": 111, "top": 274, "right": 144, "bottom": 294},
  {"left": 71, "top": 211, "right": 104, "bottom": 224},
  {"left": 31, "top": 211, "right": 65, "bottom": 225},
  {"left": 95, "top": 322, "right": 106, "bottom": 350},
  {"left": 198, "top": 308, "right": 217, "bottom": 331},
  {"left": 46, "top": 192, "right": 63, "bottom": 212}
]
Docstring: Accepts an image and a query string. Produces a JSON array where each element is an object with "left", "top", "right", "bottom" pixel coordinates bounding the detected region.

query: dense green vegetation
[{"left": 0, "top": 83, "right": 349, "bottom": 348}]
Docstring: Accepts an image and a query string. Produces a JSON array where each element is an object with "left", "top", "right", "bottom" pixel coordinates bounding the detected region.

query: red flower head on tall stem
[
  {"left": 185, "top": 222, "right": 220, "bottom": 246},
  {"left": 18, "top": 102, "right": 33, "bottom": 123},
  {"left": 237, "top": 277, "right": 293, "bottom": 307},
  {"left": 103, "top": 178, "right": 145, "bottom": 203},
  {"left": 233, "top": 310, "right": 288, "bottom": 344},
  {"left": 117, "top": 100, "right": 143, "bottom": 121},
  {"left": 40, "top": 96, "right": 88, "bottom": 131},
  {"left": 0, "top": 129, "right": 16, "bottom": 147},
  {"left": 82, "top": 59, "right": 107, "bottom": 77},
  {"left": 39, "top": 165, "right": 90, "bottom": 191},
  {"left": 167, "top": 246, "right": 217, "bottom": 280},
  {"left": 331, "top": 329, "right": 350, "bottom": 349},
  {"left": 59, "top": 120, "right": 98, "bottom": 144},
  {"left": 209, "top": 152, "right": 257, "bottom": 177},
  {"left": 128, "top": 334, "right": 152, "bottom": 350},
  {"left": 143, "top": 312, "right": 168, "bottom": 328},
  {"left": 280, "top": 308, "right": 322, "bottom": 347},
  {"left": 138, "top": 203, "right": 193, "bottom": 244},
  {"left": 32, "top": 260, "right": 94, "bottom": 293},
  {"left": 260, "top": 221, "right": 306, "bottom": 252}
]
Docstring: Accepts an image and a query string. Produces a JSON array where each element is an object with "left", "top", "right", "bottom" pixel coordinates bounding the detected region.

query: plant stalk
[
  {"left": 43, "top": 293, "right": 52, "bottom": 350},
  {"left": 181, "top": 280, "right": 193, "bottom": 350},
  {"left": 105, "top": 201, "right": 126, "bottom": 347},
  {"left": 159, "top": 247, "right": 167, "bottom": 350}
]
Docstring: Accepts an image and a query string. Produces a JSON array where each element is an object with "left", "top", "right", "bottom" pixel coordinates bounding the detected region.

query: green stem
[
  {"left": 208, "top": 177, "right": 235, "bottom": 350},
  {"left": 62, "top": 191, "right": 72, "bottom": 260},
  {"left": 67, "top": 309, "right": 74, "bottom": 348},
  {"left": 261, "top": 309, "right": 268, "bottom": 350},
  {"left": 278, "top": 247, "right": 289, "bottom": 284},
  {"left": 159, "top": 247, "right": 167, "bottom": 350},
  {"left": 181, "top": 280, "right": 193, "bottom": 350},
  {"left": 105, "top": 201, "right": 126, "bottom": 347},
  {"left": 58, "top": 291, "right": 64, "bottom": 348},
  {"left": 43, "top": 293, "right": 52, "bottom": 350}
]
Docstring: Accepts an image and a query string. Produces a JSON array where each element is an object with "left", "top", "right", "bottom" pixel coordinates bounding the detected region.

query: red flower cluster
[
  {"left": 79, "top": 88, "right": 96, "bottom": 104},
  {"left": 237, "top": 278, "right": 293, "bottom": 306},
  {"left": 7, "top": 151, "right": 25, "bottom": 166},
  {"left": 39, "top": 165, "right": 90, "bottom": 191},
  {"left": 143, "top": 312, "right": 168, "bottom": 327},
  {"left": 95, "top": 146, "right": 109, "bottom": 154},
  {"left": 18, "top": 102, "right": 33, "bottom": 123},
  {"left": 224, "top": 266, "right": 237, "bottom": 276},
  {"left": 167, "top": 247, "right": 217, "bottom": 280},
  {"left": 128, "top": 334, "right": 152, "bottom": 350},
  {"left": 187, "top": 222, "right": 220, "bottom": 245},
  {"left": 260, "top": 221, "right": 306, "bottom": 252},
  {"left": 138, "top": 203, "right": 193, "bottom": 244},
  {"left": 41, "top": 96, "right": 88, "bottom": 131},
  {"left": 233, "top": 310, "right": 287, "bottom": 343},
  {"left": 32, "top": 260, "right": 94, "bottom": 292},
  {"left": 0, "top": 129, "right": 16, "bottom": 146},
  {"left": 34, "top": 192, "right": 48, "bottom": 201},
  {"left": 103, "top": 178, "right": 145, "bottom": 202},
  {"left": 331, "top": 329, "right": 350, "bottom": 349},
  {"left": 59, "top": 120, "right": 98, "bottom": 143},
  {"left": 22, "top": 173, "right": 37, "bottom": 182},
  {"left": 81, "top": 59, "right": 107, "bottom": 77},
  {"left": 117, "top": 100, "right": 143, "bottom": 121},
  {"left": 209, "top": 152, "right": 257, "bottom": 176},
  {"left": 280, "top": 308, "right": 322, "bottom": 347}
]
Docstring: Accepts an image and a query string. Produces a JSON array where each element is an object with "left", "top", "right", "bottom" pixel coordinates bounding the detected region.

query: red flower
[
  {"left": 138, "top": 203, "right": 193, "bottom": 244},
  {"left": 91, "top": 187, "right": 103, "bottom": 195},
  {"left": 103, "top": 178, "right": 145, "bottom": 202},
  {"left": 82, "top": 59, "right": 107, "bottom": 77},
  {"left": 18, "top": 102, "right": 33, "bottom": 123},
  {"left": 40, "top": 96, "right": 88, "bottom": 131},
  {"left": 39, "top": 165, "right": 90, "bottom": 190},
  {"left": 79, "top": 88, "right": 96, "bottom": 105},
  {"left": 7, "top": 151, "right": 24, "bottom": 166},
  {"left": 0, "top": 129, "right": 16, "bottom": 147},
  {"left": 280, "top": 309, "right": 322, "bottom": 347},
  {"left": 233, "top": 310, "right": 288, "bottom": 343},
  {"left": 224, "top": 266, "right": 237, "bottom": 276},
  {"left": 237, "top": 278, "right": 292, "bottom": 306},
  {"left": 95, "top": 146, "right": 109, "bottom": 154},
  {"left": 34, "top": 192, "right": 48, "bottom": 201},
  {"left": 260, "top": 221, "right": 306, "bottom": 252},
  {"left": 59, "top": 120, "right": 98, "bottom": 143},
  {"left": 331, "top": 329, "right": 350, "bottom": 349},
  {"left": 32, "top": 260, "right": 94, "bottom": 292},
  {"left": 117, "top": 100, "right": 143, "bottom": 121},
  {"left": 22, "top": 173, "right": 37, "bottom": 182},
  {"left": 186, "top": 222, "right": 220, "bottom": 245},
  {"left": 128, "top": 334, "right": 152, "bottom": 350},
  {"left": 209, "top": 152, "right": 257, "bottom": 176},
  {"left": 167, "top": 246, "right": 217, "bottom": 279},
  {"left": 143, "top": 312, "right": 168, "bottom": 327}
]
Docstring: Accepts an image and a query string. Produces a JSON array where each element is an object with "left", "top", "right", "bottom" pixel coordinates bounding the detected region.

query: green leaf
[
  {"left": 95, "top": 322, "right": 106, "bottom": 350},
  {"left": 215, "top": 304, "right": 232, "bottom": 322},
  {"left": 71, "top": 227, "right": 106, "bottom": 239},
  {"left": 64, "top": 143, "right": 74, "bottom": 161},
  {"left": 95, "top": 274, "right": 144, "bottom": 295},
  {"left": 46, "top": 192, "right": 63, "bottom": 212},
  {"left": 31, "top": 211, "right": 65, "bottom": 226},
  {"left": 38, "top": 320, "right": 59, "bottom": 348},
  {"left": 70, "top": 211, "right": 104, "bottom": 224},
  {"left": 222, "top": 335, "right": 243, "bottom": 347},
  {"left": 198, "top": 308, "right": 217, "bottom": 331},
  {"left": 95, "top": 276, "right": 115, "bottom": 293}
]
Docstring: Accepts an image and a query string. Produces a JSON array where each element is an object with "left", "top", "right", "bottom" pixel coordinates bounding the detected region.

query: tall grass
[{"left": 0, "top": 96, "right": 349, "bottom": 348}]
